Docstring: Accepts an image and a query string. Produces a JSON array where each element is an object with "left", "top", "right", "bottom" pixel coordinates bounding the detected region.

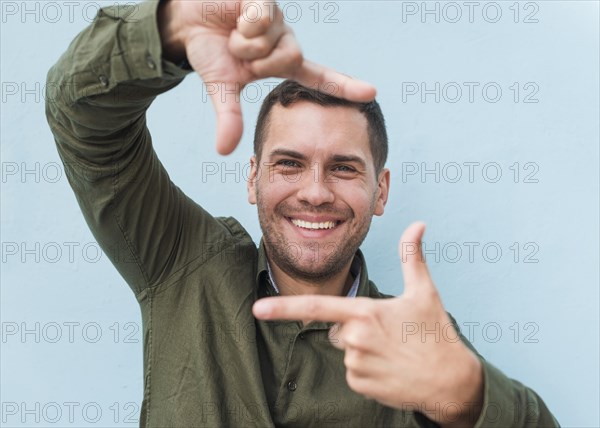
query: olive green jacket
[{"left": 45, "top": 1, "right": 559, "bottom": 427}]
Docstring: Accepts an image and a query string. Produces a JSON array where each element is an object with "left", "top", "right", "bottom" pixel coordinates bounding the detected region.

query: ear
[
  {"left": 247, "top": 155, "right": 258, "bottom": 205},
  {"left": 374, "top": 168, "right": 390, "bottom": 216}
]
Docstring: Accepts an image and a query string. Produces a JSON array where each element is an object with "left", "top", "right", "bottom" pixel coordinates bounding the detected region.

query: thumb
[
  {"left": 398, "top": 221, "right": 431, "bottom": 294},
  {"left": 208, "top": 84, "right": 244, "bottom": 155}
]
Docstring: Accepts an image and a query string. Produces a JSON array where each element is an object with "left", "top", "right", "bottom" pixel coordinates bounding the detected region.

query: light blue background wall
[{"left": 1, "top": 1, "right": 598, "bottom": 426}]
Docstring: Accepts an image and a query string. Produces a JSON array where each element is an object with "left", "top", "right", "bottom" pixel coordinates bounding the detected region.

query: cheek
[
  {"left": 256, "top": 177, "right": 292, "bottom": 208},
  {"left": 330, "top": 182, "right": 375, "bottom": 212}
]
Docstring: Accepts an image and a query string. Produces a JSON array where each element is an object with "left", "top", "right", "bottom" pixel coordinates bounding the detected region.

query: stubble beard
[{"left": 256, "top": 188, "right": 376, "bottom": 284}]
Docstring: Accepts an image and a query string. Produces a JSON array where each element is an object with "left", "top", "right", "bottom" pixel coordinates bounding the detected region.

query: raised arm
[
  {"left": 253, "top": 222, "right": 561, "bottom": 427},
  {"left": 45, "top": 0, "right": 375, "bottom": 295}
]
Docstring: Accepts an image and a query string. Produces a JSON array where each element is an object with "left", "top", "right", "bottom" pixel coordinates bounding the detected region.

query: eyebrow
[
  {"left": 331, "top": 154, "right": 367, "bottom": 170},
  {"left": 268, "top": 149, "right": 307, "bottom": 161},
  {"left": 268, "top": 149, "right": 367, "bottom": 170}
]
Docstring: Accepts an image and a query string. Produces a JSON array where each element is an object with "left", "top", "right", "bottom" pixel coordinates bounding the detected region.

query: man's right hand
[{"left": 158, "top": 0, "right": 376, "bottom": 155}]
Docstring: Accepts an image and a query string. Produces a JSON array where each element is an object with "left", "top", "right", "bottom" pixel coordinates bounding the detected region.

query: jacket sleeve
[
  {"left": 448, "top": 314, "right": 560, "bottom": 427},
  {"left": 45, "top": 0, "right": 231, "bottom": 297}
]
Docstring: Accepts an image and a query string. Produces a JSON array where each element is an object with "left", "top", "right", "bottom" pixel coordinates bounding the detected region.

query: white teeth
[{"left": 291, "top": 219, "right": 337, "bottom": 230}]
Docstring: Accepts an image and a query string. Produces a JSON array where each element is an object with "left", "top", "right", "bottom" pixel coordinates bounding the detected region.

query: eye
[
  {"left": 332, "top": 164, "right": 356, "bottom": 173},
  {"left": 277, "top": 159, "right": 301, "bottom": 168}
]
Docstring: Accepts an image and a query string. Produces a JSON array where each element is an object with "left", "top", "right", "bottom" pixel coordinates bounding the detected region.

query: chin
[{"left": 272, "top": 243, "right": 351, "bottom": 281}]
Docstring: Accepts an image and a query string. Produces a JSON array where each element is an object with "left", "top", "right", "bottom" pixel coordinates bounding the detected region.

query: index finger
[
  {"left": 237, "top": 0, "right": 282, "bottom": 38},
  {"left": 291, "top": 60, "right": 377, "bottom": 103},
  {"left": 253, "top": 295, "right": 364, "bottom": 322}
]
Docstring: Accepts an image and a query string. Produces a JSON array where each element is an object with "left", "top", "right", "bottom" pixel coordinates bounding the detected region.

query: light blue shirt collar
[{"left": 266, "top": 255, "right": 362, "bottom": 298}]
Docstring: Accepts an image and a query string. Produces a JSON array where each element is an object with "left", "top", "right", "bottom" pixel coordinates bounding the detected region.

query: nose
[{"left": 296, "top": 168, "right": 335, "bottom": 206}]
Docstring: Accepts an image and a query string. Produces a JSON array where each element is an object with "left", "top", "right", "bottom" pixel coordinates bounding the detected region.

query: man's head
[
  {"left": 247, "top": 80, "right": 390, "bottom": 283},
  {"left": 253, "top": 80, "right": 388, "bottom": 175}
]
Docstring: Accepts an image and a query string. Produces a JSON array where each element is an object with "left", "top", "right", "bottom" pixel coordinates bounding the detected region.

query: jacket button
[
  {"left": 298, "top": 333, "right": 305, "bottom": 340},
  {"left": 146, "top": 54, "right": 156, "bottom": 70},
  {"left": 287, "top": 380, "right": 297, "bottom": 391},
  {"left": 98, "top": 75, "right": 109, "bottom": 87}
]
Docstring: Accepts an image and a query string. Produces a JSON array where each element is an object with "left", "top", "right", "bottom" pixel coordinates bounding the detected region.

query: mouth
[
  {"left": 289, "top": 218, "right": 340, "bottom": 230},
  {"left": 285, "top": 216, "right": 345, "bottom": 238}
]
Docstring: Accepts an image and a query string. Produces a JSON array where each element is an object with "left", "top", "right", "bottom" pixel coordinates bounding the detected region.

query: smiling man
[
  {"left": 249, "top": 88, "right": 390, "bottom": 297},
  {"left": 45, "top": 0, "right": 558, "bottom": 427}
]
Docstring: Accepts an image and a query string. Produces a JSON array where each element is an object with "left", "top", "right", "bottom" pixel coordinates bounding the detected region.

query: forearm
[
  {"left": 439, "top": 354, "right": 484, "bottom": 428},
  {"left": 45, "top": 1, "right": 227, "bottom": 294},
  {"left": 473, "top": 361, "right": 560, "bottom": 427},
  {"left": 436, "top": 361, "right": 559, "bottom": 428},
  {"left": 448, "top": 314, "right": 560, "bottom": 427},
  {"left": 45, "top": 1, "right": 191, "bottom": 173}
]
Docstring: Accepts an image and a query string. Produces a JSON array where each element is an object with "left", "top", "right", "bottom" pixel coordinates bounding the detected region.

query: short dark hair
[{"left": 253, "top": 80, "right": 388, "bottom": 174}]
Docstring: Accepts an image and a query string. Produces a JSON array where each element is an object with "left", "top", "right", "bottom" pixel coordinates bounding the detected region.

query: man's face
[{"left": 247, "top": 101, "right": 390, "bottom": 282}]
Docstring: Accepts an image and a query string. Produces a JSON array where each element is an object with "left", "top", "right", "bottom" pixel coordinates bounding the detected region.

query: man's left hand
[{"left": 253, "top": 222, "right": 484, "bottom": 427}]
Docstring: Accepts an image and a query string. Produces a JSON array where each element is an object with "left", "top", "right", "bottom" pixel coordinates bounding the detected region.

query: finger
[
  {"left": 229, "top": 18, "right": 285, "bottom": 60},
  {"left": 398, "top": 221, "right": 432, "bottom": 294},
  {"left": 237, "top": 1, "right": 282, "bottom": 38},
  {"left": 248, "top": 31, "right": 304, "bottom": 78},
  {"left": 336, "top": 320, "right": 377, "bottom": 351},
  {"left": 291, "top": 60, "right": 377, "bottom": 103},
  {"left": 253, "top": 295, "right": 364, "bottom": 322},
  {"left": 344, "top": 348, "right": 378, "bottom": 377},
  {"left": 345, "top": 370, "right": 378, "bottom": 400},
  {"left": 206, "top": 83, "right": 244, "bottom": 155},
  {"left": 247, "top": 28, "right": 376, "bottom": 103}
]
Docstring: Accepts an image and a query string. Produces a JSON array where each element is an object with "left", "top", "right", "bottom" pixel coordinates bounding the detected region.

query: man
[{"left": 45, "top": 0, "right": 559, "bottom": 426}]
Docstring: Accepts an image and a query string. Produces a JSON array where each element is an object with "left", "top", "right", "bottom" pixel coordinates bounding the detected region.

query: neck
[{"left": 268, "top": 258, "right": 355, "bottom": 297}]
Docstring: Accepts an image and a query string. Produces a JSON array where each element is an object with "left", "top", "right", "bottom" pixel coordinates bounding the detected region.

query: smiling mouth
[{"left": 289, "top": 218, "right": 342, "bottom": 230}]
